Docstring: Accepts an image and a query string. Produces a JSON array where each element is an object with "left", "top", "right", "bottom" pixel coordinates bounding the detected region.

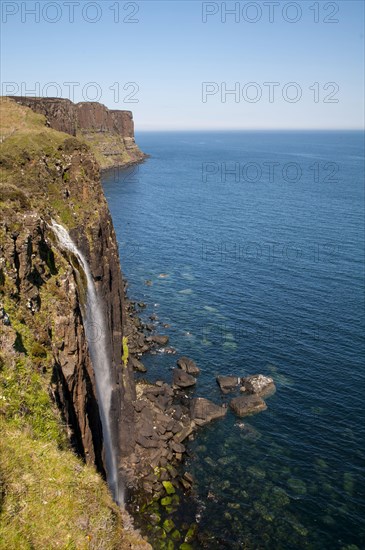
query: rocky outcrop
[
  {"left": 8, "top": 96, "right": 146, "bottom": 169},
  {"left": 216, "top": 373, "right": 276, "bottom": 417},
  {"left": 217, "top": 373, "right": 276, "bottom": 397},
  {"left": 77, "top": 102, "right": 134, "bottom": 137}
]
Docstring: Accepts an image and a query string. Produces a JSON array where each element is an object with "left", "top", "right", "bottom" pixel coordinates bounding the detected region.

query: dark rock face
[
  {"left": 111, "top": 110, "right": 134, "bottom": 138},
  {"left": 76, "top": 102, "right": 134, "bottom": 137},
  {"left": 8, "top": 97, "right": 77, "bottom": 135},
  {"left": 173, "top": 369, "right": 196, "bottom": 388},
  {"left": 71, "top": 192, "right": 137, "bottom": 463},
  {"left": 190, "top": 398, "right": 227, "bottom": 426},
  {"left": 230, "top": 395, "right": 267, "bottom": 417},
  {"left": 177, "top": 356, "right": 200, "bottom": 375},
  {"left": 241, "top": 374, "right": 276, "bottom": 397},
  {"left": 8, "top": 97, "right": 145, "bottom": 169}
]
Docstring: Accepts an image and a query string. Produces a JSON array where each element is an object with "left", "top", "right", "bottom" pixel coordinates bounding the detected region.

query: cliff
[
  {"left": 8, "top": 96, "right": 146, "bottom": 170},
  {"left": 0, "top": 97, "right": 150, "bottom": 548}
]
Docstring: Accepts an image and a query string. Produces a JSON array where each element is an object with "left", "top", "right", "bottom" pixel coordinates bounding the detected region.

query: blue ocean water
[{"left": 103, "top": 131, "right": 365, "bottom": 549}]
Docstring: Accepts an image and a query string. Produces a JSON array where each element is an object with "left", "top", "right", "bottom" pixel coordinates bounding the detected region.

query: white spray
[{"left": 51, "top": 221, "right": 123, "bottom": 504}]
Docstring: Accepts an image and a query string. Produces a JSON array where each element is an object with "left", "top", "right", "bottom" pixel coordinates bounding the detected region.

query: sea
[{"left": 102, "top": 131, "right": 365, "bottom": 549}]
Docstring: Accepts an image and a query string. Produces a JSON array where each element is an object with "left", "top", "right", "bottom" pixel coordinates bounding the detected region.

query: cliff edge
[
  {"left": 8, "top": 96, "right": 147, "bottom": 170},
  {"left": 0, "top": 97, "right": 150, "bottom": 548}
]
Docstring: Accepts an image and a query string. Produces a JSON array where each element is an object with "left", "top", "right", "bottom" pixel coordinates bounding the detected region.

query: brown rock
[
  {"left": 190, "top": 398, "right": 227, "bottom": 425},
  {"left": 129, "top": 355, "right": 147, "bottom": 373},
  {"left": 216, "top": 375, "right": 240, "bottom": 392},
  {"left": 229, "top": 395, "right": 267, "bottom": 417},
  {"left": 174, "top": 425, "right": 194, "bottom": 444},
  {"left": 173, "top": 368, "right": 196, "bottom": 388},
  {"left": 150, "top": 334, "right": 169, "bottom": 346},
  {"left": 136, "top": 434, "right": 160, "bottom": 449},
  {"left": 170, "top": 441, "right": 186, "bottom": 454},
  {"left": 177, "top": 356, "right": 200, "bottom": 375},
  {"left": 241, "top": 374, "right": 276, "bottom": 397}
]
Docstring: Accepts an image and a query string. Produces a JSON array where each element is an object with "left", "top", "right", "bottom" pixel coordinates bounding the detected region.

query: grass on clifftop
[
  {"left": 0, "top": 97, "right": 104, "bottom": 231},
  {"left": 0, "top": 97, "right": 67, "bottom": 163}
]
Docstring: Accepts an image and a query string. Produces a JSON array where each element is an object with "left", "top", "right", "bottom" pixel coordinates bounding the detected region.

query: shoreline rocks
[{"left": 122, "top": 281, "right": 277, "bottom": 544}]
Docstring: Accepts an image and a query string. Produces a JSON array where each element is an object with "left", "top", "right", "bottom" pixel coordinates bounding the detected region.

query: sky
[{"left": 1, "top": 0, "right": 364, "bottom": 130}]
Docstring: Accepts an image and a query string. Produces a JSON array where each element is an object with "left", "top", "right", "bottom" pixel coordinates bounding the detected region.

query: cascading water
[{"left": 51, "top": 221, "right": 123, "bottom": 504}]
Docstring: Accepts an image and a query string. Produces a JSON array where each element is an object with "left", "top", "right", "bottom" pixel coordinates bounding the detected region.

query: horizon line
[{"left": 136, "top": 127, "right": 365, "bottom": 132}]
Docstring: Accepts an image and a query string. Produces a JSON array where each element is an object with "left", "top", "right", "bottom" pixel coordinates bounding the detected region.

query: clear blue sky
[{"left": 1, "top": 1, "right": 364, "bottom": 130}]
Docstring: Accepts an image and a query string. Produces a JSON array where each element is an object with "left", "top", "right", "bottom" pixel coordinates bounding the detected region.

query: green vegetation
[
  {"left": 76, "top": 131, "right": 132, "bottom": 170},
  {"left": 0, "top": 354, "right": 64, "bottom": 445},
  {"left": 0, "top": 421, "right": 125, "bottom": 550},
  {"left": 122, "top": 336, "right": 129, "bottom": 367}
]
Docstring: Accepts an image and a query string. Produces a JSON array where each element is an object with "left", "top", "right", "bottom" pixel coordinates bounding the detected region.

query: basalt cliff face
[
  {"left": 9, "top": 96, "right": 146, "bottom": 170},
  {"left": 0, "top": 98, "right": 150, "bottom": 548}
]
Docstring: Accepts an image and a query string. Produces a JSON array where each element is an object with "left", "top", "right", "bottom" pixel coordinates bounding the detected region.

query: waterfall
[{"left": 51, "top": 221, "right": 123, "bottom": 504}]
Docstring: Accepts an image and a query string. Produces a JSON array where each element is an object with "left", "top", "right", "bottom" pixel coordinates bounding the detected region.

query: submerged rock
[
  {"left": 241, "top": 374, "right": 276, "bottom": 397},
  {"left": 177, "top": 356, "right": 200, "bottom": 375},
  {"left": 162, "top": 347, "right": 176, "bottom": 355},
  {"left": 230, "top": 395, "right": 267, "bottom": 417},
  {"left": 190, "top": 397, "right": 227, "bottom": 426},
  {"left": 173, "top": 368, "right": 196, "bottom": 388}
]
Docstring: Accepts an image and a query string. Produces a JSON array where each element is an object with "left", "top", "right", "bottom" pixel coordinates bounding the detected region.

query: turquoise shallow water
[{"left": 103, "top": 131, "right": 365, "bottom": 549}]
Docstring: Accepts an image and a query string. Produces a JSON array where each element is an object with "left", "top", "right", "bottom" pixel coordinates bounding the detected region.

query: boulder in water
[
  {"left": 241, "top": 374, "right": 276, "bottom": 397},
  {"left": 177, "top": 356, "right": 200, "bottom": 375},
  {"left": 173, "top": 368, "right": 196, "bottom": 388},
  {"left": 217, "top": 375, "right": 240, "bottom": 393},
  {"left": 230, "top": 395, "right": 267, "bottom": 417},
  {"left": 149, "top": 334, "right": 169, "bottom": 346},
  {"left": 190, "top": 397, "right": 227, "bottom": 425}
]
